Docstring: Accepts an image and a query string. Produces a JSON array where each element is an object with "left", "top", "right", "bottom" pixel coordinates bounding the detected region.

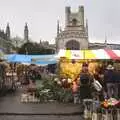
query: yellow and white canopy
[{"left": 57, "top": 49, "right": 120, "bottom": 60}]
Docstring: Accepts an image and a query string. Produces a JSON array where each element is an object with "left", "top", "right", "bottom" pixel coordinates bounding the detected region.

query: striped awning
[{"left": 57, "top": 49, "right": 120, "bottom": 59}]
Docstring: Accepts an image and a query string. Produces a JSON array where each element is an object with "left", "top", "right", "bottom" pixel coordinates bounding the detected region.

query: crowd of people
[
  {"left": 22, "top": 61, "right": 120, "bottom": 103},
  {"left": 72, "top": 62, "right": 120, "bottom": 104},
  {"left": 9, "top": 61, "right": 120, "bottom": 104}
]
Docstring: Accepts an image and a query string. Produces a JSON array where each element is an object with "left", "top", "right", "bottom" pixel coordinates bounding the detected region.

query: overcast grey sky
[{"left": 0, "top": 0, "right": 120, "bottom": 44}]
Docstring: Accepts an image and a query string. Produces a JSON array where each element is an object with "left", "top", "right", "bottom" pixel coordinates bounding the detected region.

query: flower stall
[{"left": 57, "top": 49, "right": 120, "bottom": 119}]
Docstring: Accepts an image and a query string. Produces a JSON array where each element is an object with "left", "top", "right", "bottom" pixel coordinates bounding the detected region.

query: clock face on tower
[{"left": 66, "top": 40, "right": 80, "bottom": 50}]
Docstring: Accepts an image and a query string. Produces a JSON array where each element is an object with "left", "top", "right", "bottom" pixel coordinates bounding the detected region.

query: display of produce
[
  {"left": 101, "top": 98, "right": 120, "bottom": 108},
  {"left": 60, "top": 58, "right": 101, "bottom": 80},
  {"left": 60, "top": 58, "right": 82, "bottom": 80}
]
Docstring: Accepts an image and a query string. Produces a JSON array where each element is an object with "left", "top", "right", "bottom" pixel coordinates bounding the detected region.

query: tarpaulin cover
[
  {"left": 5, "top": 54, "right": 57, "bottom": 65},
  {"left": 57, "top": 49, "right": 120, "bottom": 60}
]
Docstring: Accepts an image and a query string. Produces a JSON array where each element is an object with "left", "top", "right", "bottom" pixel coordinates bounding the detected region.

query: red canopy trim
[{"left": 105, "top": 49, "right": 120, "bottom": 59}]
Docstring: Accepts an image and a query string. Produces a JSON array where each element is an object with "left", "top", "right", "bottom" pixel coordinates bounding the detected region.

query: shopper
[
  {"left": 104, "top": 64, "right": 117, "bottom": 98},
  {"left": 79, "top": 63, "right": 93, "bottom": 102}
]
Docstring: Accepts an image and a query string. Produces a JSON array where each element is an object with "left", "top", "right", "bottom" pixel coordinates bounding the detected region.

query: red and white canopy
[{"left": 57, "top": 49, "right": 120, "bottom": 59}]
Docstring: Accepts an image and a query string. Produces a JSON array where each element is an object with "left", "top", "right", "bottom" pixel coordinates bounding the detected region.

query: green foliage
[
  {"left": 35, "top": 78, "right": 73, "bottom": 103},
  {"left": 18, "top": 42, "right": 55, "bottom": 55}
]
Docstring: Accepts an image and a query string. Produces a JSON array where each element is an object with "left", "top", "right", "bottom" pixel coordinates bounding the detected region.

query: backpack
[{"left": 80, "top": 73, "right": 91, "bottom": 85}]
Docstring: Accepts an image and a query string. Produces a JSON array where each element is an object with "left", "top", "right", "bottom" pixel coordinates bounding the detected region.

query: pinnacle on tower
[
  {"left": 57, "top": 20, "right": 60, "bottom": 36},
  {"left": 105, "top": 33, "right": 107, "bottom": 43},
  {"left": 6, "top": 23, "right": 10, "bottom": 40},
  {"left": 104, "top": 33, "right": 107, "bottom": 48},
  {"left": 86, "top": 19, "right": 88, "bottom": 29},
  {"left": 79, "top": 6, "right": 84, "bottom": 26},
  {"left": 24, "top": 22, "right": 29, "bottom": 42},
  {"left": 85, "top": 19, "right": 88, "bottom": 36}
]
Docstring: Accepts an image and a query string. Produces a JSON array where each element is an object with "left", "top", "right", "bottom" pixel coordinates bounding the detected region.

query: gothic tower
[
  {"left": 6, "top": 23, "right": 10, "bottom": 40},
  {"left": 56, "top": 6, "right": 89, "bottom": 52},
  {"left": 24, "top": 23, "right": 29, "bottom": 42}
]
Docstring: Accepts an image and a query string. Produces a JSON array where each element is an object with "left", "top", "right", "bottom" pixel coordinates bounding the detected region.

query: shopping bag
[{"left": 92, "top": 79, "right": 102, "bottom": 92}]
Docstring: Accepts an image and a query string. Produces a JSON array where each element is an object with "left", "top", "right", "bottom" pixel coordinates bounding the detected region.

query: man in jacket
[
  {"left": 79, "top": 63, "right": 93, "bottom": 101},
  {"left": 104, "top": 64, "right": 117, "bottom": 98}
]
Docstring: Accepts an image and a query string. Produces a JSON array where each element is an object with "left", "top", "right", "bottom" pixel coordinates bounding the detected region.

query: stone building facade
[
  {"left": 0, "top": 23, "right": 12, "bottom": 53},
  {"left": 89, "top": 42, "right": 120, "bottom": 50},
  {"left": 55, "top": 6, "right": 120, "bottom": 52},
  {"left": 56, "top": 6, "right": 88, "bottom": 52}
]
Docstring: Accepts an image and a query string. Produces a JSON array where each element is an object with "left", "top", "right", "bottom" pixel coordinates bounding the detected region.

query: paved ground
[
  {"left": 0, "top": 115, "right": 83, "bottom": 120},
  {"left": 0, "top": 88, "right": 83, "bottom": 120}
]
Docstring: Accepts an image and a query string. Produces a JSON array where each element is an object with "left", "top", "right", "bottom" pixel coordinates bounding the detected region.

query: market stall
[
  {"left": 57, "top": 49, "right": 120, "bottom": 79},
  {"left": 57, "top": 49, "right": 120, "bottom": 59},
  {"left": 57, "top": 49, "right": 120, "bottom": 120}
]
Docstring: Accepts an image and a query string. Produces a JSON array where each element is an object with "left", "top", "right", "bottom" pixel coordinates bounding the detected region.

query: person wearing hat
[{"left": 104, "top": 64, "right": 118, "bottom": 98}]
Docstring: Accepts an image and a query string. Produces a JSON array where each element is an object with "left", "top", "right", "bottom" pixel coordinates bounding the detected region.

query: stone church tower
[
  {"left": 24, "top": 23, "right": 29, "bottom": 42},
  {"left": 56, "top": 6, "right": 88, "bottom": 52},
  {"left": 6, "top": 23, "right": 10, "bottom": 40}
]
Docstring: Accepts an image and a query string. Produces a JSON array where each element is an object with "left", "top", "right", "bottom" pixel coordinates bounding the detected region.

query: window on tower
[
  {"left": 66, "top": 40, "right": 80, "bottom": 50},
  {"left": 72, "top": 19, "right": 77, "bottom": 26}
]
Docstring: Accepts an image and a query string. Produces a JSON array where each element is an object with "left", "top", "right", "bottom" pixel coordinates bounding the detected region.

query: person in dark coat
[
  {"left": 79, "top": 63, "right": 93, "bottom": 101},
  {"left": 114, "top": 68, "right": 120, "bottom": 98},
  {"left": 93, "top": 67, "right": 106, "bottom": 101},
  {"left": 104, "top": 64, "right": 118, "bottom": 98}
]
